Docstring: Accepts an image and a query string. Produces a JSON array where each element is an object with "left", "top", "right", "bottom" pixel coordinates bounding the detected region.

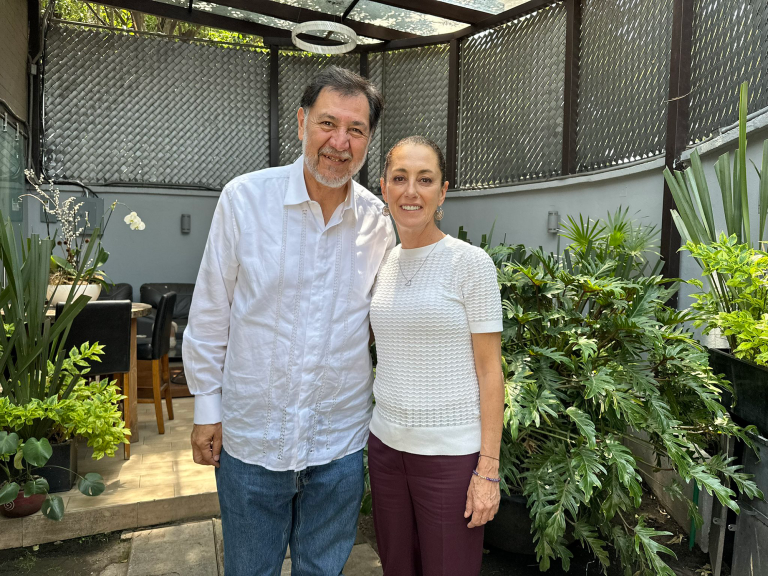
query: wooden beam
[
  {"left": 99, "top": 0, "right": 294, "bottom": 39},
  {"left": 359, "top": 51, "right": 369, "bottom": 189},
  {"left": 269, "top": 46, "right": 279, "bottom": 167},
  {"left": 212, "top": 0, "right": 418, "bottom": 41},
  {"left": 561, "top": 0, "right": 581, "bottom": 175},
  {"left": 372, "top": 0, "right": 490, "bottom": 25},
  {"left": 361, "top": 0, "right": 556, "bottom": 52},
  {"left": 660, "top": 0, "right": 694, "bottom": 306},
  {"left": 446, "top": 39, "right": 460, "bottom": 187}
]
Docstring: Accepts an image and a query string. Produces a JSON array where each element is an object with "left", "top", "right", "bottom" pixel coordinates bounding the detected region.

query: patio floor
[{"left": 0, "top": 397, "right": 220, "bottom": 550}]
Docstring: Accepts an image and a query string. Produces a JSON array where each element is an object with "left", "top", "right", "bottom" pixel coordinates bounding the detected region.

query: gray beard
[{"left": 302, "top": 131, "right": 367, "bottom": 189}]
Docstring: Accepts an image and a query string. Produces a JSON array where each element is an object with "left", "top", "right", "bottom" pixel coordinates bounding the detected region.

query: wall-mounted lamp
[
  {"left": 547, "top": 211, "right": 559, "bottom": 234},
  {"left": 181, "top": 214, "right": 191, "bottom": 234}
]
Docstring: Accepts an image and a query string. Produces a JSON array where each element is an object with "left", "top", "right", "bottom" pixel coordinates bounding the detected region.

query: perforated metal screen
[
  {"left": 689, "top": 0, "right": 768, "bottom": 144},
  {"left": 458, "top": 5, "right": 566, "bottom": 188},
  {"left": 365, "top": 45, "right": 450, "bottom": 194},
  {"left": 43, "top": 24, "right": 270, "bottom": 189},
  {"left": 277, "top": 52, "right": 360, "bottom": 166},
  {"left": 576, "top": 0, "right": 674, "bottom": 172}
]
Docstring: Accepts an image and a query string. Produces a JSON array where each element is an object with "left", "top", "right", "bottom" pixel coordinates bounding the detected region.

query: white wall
[{"left": 25, "top": 187, "right": 219, "bottom": 299}]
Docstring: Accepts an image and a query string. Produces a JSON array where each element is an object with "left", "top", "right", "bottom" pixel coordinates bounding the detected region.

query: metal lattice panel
[
  {"left": 576, "top": 0, "right": 673, "bottom": 172},
  {"left": 277, "top": 52, "right": 360, "bottom": 166},
  {"left": 379, "top": 45, "right": 449, "bottom": 183},
  {"left": 689, "top": 0, "right": 768, "bottom": 144},
  {"left": 43, "top": 24, "right": 270, "bottom": 189},
  {"left": 0, "top": 126, "right": 25, "bottom": 222},
  {"left": 458, "top": 5, "right": 565, "bottom": 188}
]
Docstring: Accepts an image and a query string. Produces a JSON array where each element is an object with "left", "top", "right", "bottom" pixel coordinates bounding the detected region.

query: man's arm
[{"left": 183, "top": 185, "right": 240, "bottom": 467}]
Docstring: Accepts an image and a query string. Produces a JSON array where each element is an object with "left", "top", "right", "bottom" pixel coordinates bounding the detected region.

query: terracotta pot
[
  {"left": 1, "top": 491, "right": 46, "bottom": 518},
  {"left": 46, "top": 283, "right": 101, "bottom": 306}
]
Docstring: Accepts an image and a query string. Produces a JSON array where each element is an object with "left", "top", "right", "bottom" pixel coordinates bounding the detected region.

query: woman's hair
[{"left": 382, "top": 136, "right": 447, "bottom": 185}]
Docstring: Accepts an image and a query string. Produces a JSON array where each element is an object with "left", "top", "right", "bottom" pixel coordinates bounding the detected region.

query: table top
[{"left": 45, "top": 302, "right": 152, "bottom": 319}]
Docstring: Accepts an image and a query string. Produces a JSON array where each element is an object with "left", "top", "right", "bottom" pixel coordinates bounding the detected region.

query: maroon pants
[{"left": 368, "top": 433, "right": 484, "bottom": 576}]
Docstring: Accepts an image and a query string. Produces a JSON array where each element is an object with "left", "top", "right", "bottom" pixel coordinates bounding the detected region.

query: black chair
[
  {"left": 55, "top": 300, "right": 132, "bottom": 377},
  {"left": 137, "top": 292, "right": 176, "bottom": 434},
  {"left": 98, "top": 283, "right": 134, "bottom": 302}
]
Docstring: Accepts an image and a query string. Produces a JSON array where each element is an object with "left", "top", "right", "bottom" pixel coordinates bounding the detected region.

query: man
[{"left": 183, "top": 66, "right": 393, "bottom": 575}]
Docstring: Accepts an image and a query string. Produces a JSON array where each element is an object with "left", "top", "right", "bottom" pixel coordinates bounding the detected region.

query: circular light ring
[{"left": 292, "top": 21, "right": 358, "bottom": 54}]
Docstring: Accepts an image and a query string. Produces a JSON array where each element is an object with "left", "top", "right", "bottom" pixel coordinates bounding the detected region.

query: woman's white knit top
[{"left": 369, "top": 235, "right": 503, "bottom": 456}]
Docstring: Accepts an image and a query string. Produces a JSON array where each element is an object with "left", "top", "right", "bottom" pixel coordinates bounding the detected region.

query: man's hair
[
  {"left": 382, "top": 136, "right": 447, "bottom": 184},
  {"left": 300, "top": 66, "right": 384, "bottom": 134}
]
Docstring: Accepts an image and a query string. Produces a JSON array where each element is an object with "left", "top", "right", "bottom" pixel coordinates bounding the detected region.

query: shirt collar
[{"left": 285, "top": 155, "right": 358, "bottom": 217}]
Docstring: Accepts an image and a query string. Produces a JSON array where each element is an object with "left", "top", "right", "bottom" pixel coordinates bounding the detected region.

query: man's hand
[{"left": 191, "top": 423, "right": 223, "bottom": 468}]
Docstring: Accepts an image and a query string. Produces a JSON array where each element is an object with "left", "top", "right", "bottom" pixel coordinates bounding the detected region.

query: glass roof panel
[
  {"left": 155, "top": 0, "right": 381, "bottom": 44},
  {"left": 253, "top": 0, "right": 357, "bottom": 17},
  {"left": 348, "top": 0, "right": 468, "bottom": 36},
  {"left": 436, "top": 0, "right": 530, "bottom": 15}
]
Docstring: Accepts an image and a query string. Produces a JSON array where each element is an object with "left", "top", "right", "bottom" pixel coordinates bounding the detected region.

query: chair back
[
  {"left": 150, "top": 292, "right": 177, "bottom": 360},
  {"left": 98, "top": 283, "right": 133, "bottom": 302},
  {"left": 55, "top": 300, "right": 132, "bottom": 375}
]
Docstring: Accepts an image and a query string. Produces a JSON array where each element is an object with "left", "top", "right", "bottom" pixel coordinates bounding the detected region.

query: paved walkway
[{"left": 122, "top": 519, "right": 383, "bottom": 576}]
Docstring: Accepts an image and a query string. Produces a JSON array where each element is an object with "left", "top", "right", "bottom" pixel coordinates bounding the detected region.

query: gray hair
[{"left": 300, "top": 66, "right": 384, "bottom": 134}]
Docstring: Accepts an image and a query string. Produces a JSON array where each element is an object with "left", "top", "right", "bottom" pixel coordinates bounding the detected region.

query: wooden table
[{"left": 48, "top": 302, "right": 152, "bottom": 460}]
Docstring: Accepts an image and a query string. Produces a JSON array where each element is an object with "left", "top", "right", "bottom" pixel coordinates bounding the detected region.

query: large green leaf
[
  {"left": 0, "top": 431, "right": 19, "bottom": 457},
  {"left": 24, "top": 477, "right": 49, "bottom": 497},
  {"left": 22, "top": 438, "right": 52, "bottom": 468},
  {"left": 41, "top": 495, "right": 65, "bottom": 521},
  {"left": 0, "top": 482, "right": 20, "bottom": 505},
  {"left": 78, "top": 473, "right": 106, "bottom": 497},
  {"left": 566, "top": 407, "right": 597, "bottom": 448}
]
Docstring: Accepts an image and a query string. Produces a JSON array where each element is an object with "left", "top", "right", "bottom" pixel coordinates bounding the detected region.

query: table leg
[{"left": 123, "top": 317, "right": 139, "bottom": 459}]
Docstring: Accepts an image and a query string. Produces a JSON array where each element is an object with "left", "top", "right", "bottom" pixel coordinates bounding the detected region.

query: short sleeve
[{"left": 460, "top": 248, "right": 503, "bottom": 333}]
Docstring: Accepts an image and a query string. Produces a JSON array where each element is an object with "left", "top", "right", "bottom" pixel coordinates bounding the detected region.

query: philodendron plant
[
  {"left": 490, "top": 213, "right": 762, "bottom": 576},
  {"left": 0, "top": 431, "right": 105, "bottom": 520}
]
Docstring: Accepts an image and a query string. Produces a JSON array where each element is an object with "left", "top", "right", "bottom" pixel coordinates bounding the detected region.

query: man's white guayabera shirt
[{"left": 183, "top": 155, "right": 395, "bottom": 472}]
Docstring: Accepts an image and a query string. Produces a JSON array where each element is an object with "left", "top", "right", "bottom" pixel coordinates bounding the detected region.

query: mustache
[{"left": 318, "top": 147, "right": 352, "bottom": 160}]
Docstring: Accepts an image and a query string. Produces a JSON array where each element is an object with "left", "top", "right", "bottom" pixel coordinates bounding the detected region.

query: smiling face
[
  {"left": 381, "top": 142, "right": 448, "bottom": 241},
  {"left": 298, "top": 87, "right": 371, "bottom": 190}
]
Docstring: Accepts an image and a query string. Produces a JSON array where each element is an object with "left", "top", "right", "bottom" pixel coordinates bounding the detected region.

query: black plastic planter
[
  {"left": 708, "top": 348, "right": 768, "bottom": 437},
  {"left": 38, "top": 439, "right": 77, "bottom": 493},
  {"left": 483, "top": 493, "right": 536, "bottom": 555}
]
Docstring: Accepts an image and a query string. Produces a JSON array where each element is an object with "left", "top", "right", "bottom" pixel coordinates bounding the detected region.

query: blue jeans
[{"left": 215, "top": 448, "right": 364, "bottom": 576}]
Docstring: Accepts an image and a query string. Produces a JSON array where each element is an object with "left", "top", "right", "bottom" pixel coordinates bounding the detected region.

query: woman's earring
[
  {"left": 382, "top": 204, "right": 391, "bottom": 216},
  {"left": 435, "top": 206, "right": 444, "bottom": 221}
]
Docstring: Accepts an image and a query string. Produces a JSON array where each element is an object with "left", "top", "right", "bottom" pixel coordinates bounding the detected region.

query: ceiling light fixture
[{"left": 291, "top": 21, "right": 358, "bottom": 54}]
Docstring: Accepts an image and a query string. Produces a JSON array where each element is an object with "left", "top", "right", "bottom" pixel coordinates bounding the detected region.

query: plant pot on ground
[
  {"left": 483, "top": 492, "right": 537, "bottom": 555},
  {"left": 38, "top": 438, "right": 78, "bottom": 494}
]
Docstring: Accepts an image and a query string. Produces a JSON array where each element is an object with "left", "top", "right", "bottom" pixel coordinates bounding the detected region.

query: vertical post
[
  {"left": 359, "top": 52, "right": 369, "bottom": 189},
  {"left": 28, "top": 0, "right": 42, "bottom": 175},
  {"left": 269, "top": 46, "right": 280, "bottom": 167},
  {"left": 446, "top": 38, "right": 460, "bottom": 188},
  {"left": 660, "top": 0, "right": 694, "bottom": 307},
  {"left": 561, "top": 0, "right": 581, "bottom": 176}
]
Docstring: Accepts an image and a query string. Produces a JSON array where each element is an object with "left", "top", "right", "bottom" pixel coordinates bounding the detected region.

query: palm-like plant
[{"left": 664, "top": 81, "right": 768, "bottom": 325}]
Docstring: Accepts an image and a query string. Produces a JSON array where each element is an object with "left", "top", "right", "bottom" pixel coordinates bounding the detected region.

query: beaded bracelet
[{"left": 472, "top": 469, "right": 501, "bottom": 483}]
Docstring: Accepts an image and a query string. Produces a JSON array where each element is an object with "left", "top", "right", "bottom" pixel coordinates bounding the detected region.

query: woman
[{"left": 369, "top": 135, "right": 504, "bottom": 576}]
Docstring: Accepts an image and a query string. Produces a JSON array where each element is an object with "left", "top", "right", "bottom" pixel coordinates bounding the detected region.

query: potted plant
[
  {"left": 663, "top": 81, "right": 768, "bottom": 436},
  {"left": 22, "top": 171, "right": 145, "bottom": 305},
  {"left": 0, "top": 209, "right": 128, "bottom": 493},
  {"left": 487, "top": 211, "right": 761, "bottom": 575},
  {"left": 0, "top": 431, "right": 104, "bottom": 519}
]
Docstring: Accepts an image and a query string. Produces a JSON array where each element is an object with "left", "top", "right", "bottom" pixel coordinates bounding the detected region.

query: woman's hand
[{"left": 464, "top": 462, "right": 501, "bottom": 528}]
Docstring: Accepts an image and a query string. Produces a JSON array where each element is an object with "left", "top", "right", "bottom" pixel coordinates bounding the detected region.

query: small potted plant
[
  {"left": 0, "top": 431, "right": 104, "bottom": 519},
  {"left": 23, "top": 171, "right": 145, "bottom": 305}
]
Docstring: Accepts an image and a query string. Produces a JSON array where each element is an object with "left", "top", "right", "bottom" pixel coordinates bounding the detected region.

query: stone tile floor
[{"left": 0, "top": 398, "right": 220, "bottom": 550}]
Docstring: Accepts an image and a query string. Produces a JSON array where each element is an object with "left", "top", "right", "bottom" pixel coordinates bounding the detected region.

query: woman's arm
[{"left": 465, "top": 331, "right": 504, "bottom": 528}]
